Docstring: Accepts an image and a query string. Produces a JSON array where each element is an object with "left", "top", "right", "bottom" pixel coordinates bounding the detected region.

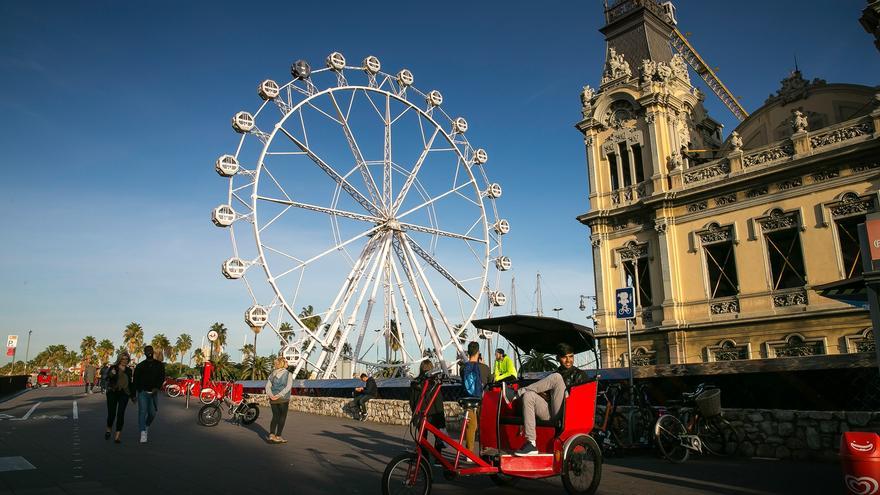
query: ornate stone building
[{"left": 576, "top": 0, "right": 880, "bottom": 368}]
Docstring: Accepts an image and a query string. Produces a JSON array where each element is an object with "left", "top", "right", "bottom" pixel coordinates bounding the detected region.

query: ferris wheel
[{"left": 212, "top": 52, "right": 510, "bottom": 379}]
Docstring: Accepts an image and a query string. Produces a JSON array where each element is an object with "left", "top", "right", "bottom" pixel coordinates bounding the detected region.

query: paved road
[{"left": 0, "top": 388, "right": 842, "bottom": 494}]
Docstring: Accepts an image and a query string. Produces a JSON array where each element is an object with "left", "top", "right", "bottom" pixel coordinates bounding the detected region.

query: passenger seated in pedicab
[
  {"left": 493, "top": 348, "right": 518, "bottom": 383},
  {"left": 506, "top": 342, "right": 590, "bottom": 456}
]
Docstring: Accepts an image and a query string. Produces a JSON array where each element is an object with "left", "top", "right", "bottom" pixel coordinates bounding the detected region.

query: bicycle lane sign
[{"left": 615, "top": 287, "right": 636, "bottom": 320}]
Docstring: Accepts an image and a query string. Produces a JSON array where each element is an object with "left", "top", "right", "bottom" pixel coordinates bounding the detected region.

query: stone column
[
  {"left": 791, "top": 131, "right": 811, "bottom": 157},
  {"left": 655, "top": 218, "right": 679, "bottom": 327}
]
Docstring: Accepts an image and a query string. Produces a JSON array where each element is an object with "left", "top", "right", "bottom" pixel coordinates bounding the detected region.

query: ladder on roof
[{"left": 669, "top": 27, "right": 749, "bottom": 121}]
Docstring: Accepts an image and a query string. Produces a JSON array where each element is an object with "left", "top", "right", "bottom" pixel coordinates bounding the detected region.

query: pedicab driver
[{"left": 511, "top": 342, "right": 590, "bottom": 456}]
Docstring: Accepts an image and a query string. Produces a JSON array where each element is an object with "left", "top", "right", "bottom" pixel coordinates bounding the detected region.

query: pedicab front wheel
[
  {"left": 381, "top": 452, "right": 432, "bottom": 495},
  {"left": 561, "top": 435, "right": 602, "bottom": 495}
]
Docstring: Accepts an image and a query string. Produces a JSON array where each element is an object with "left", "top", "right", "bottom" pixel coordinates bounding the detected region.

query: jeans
[
  {"left": 352, "top": 394, "right": 373, "bottom": 416},
  {"left": 137, "top": 391, "right": 158, "bottom": 432},
  {"left": 520, "top": 373, "right": 566, "bottom": 444},
  {"left": 270, "top": 401, "right": 289, "bottom": 436},
  {"left": 106, "top": 391, "right": 130, "bottom": 432}
]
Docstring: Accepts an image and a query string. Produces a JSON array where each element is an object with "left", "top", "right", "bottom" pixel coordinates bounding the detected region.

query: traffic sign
[
  {"left": 6, "top": 335, "right": 17, "bottom": 357},
  {"left": 207, "top": 330, "right": 219, "bottom": 342},
  {"left": 615, "top": 287, "right": 636, "bottom": 320}
]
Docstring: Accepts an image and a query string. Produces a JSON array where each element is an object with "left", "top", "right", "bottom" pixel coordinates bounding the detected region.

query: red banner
[{"left": 6, "top": 347, "right": 14, "bottom": 357}]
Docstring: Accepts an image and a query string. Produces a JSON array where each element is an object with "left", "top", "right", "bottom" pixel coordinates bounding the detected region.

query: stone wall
[{"left": 251, "top": 394, "right": 880, "bottom": 461}]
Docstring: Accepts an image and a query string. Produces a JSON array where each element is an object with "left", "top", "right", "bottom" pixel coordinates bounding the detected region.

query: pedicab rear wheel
[
  {"left": 198, "top": 404, "right": 222, "bottom": 427},
  {"left": 561, "top": 435, "right": 602, "bottom": 495},
  {"left": 166, "top": 384, "right": 181, "bottom": 398},
  {"left": 381, "top": 452, "right": 431, "bottom": 495}
]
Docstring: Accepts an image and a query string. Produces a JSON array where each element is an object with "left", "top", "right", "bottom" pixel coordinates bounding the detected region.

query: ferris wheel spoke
[
  {"left": 389, "top": 251, "right": 427, "bottom": 358},
  {"left": 387, "top": 273, "right": 414, "bottom": 365},
  {"left": 327, "top": 92, "right": 384, "bottom": 211},
  {"left": 397, "top": 234, "right": 465, "bottom": 360},
  {"left": 277, "top": 126, "right": 382, "bottom": 216},
  {"left": 270, "top": 224, "right": 382, "bottom": 282},
  {"left": 256, "top": 195, "right": 382, "bottom": 224},
  {"left": 402, "top": 233, "right": 478, "bottom": 303},
  {"left": 383, "top": 93, "right": 392, "bottom": 212},
  {"left": 396, "top": 181, "right": 475, "bottom": 221},
  {"left": 391, "top": 127, "right": 441, "bottom": 215},
  {"left": 399, "top": 222, "right": 486, "bottom": 244}
]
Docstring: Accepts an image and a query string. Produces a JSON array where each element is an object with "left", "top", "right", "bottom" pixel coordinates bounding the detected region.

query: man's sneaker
[
  {"left": 139, "top": 431, "right": 148, "bottom": 444},
  {"left": 514, "top": 442, "right": 540, "bottom": 456}
]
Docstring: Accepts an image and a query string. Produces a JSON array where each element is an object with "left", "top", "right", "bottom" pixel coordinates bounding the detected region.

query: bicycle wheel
[
  {"left": 381, "top": 452, "right": 432, "bottom": 495},
  {"left": 241, "top": 405, "right": 260, "bottom": 425},
  {"left": 697, "top": 416, "right": 741, "bottom": 456},
  {"left": 198, "top": 404, "right": 222, "bottom": 427},
  {"left": 166, "top": 384, "right": 181, "bottom": 398},
  {"left": 609, "top": 412, "right": 631, "bottom": 449},
  {"left": 199, "top": 389, "right": 216, "bottom": 405},
  {"left": 562, "top": 435, "right": 602, "bottom": 495},
  {"left": 654, "top": 414, "right": 689, "bottom": 463}
]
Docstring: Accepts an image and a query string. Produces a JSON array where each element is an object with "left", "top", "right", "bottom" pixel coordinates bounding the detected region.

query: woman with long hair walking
[
  {"left": 105, "top": 352, "right": 135, "bottom": 443},
  {"left": 265, "top": 356, "right": 294, "bottom": 444}
]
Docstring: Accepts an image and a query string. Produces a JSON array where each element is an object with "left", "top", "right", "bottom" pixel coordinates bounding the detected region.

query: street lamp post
[
  {"left": 552, "top": 307, "right": 563, "bottom": 319},
  {"left": 24, "top": 331, "right": 32, "bottom": 375}
]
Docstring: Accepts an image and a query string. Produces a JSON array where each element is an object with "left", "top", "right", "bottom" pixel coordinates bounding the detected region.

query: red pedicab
[{"left": 381, "top": 315, "right": 602, "bottom": 495}]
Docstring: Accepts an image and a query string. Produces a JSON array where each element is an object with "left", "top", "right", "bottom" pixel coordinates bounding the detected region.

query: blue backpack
[{"left": 462, "top": 362, "right": 482, "bottom": 398}]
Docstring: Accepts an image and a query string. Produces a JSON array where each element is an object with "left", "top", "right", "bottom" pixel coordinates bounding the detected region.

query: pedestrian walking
[
  {"left": 84, "top": 360, "right": 97, "bottom": 394},
  {"left": 133, "top": 345, "right": 165, "bottom": 444},
  {"left": 265, "top": 356, "right": 294, "bottom": 444},
  {"left": 460, "top": 342, "right": 486, "bottom": 458},
  {"left": 99, "top": 363, "right": 110, "bottom": 394},
  {"left": 105, "top": 353, "right": 135, "bottom": 443},
  {"left": 352, "top": 373, "right": 377, "bottom": 421}
]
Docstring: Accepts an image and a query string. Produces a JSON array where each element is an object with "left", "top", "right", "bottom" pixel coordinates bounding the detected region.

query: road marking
[
  {"left": 72, "top": 401, "right": 78, "bottom": 420},
  {"left": 0, "top": 456, "right": 36, "bottom": 472},
  {"left": 10, "top": 403, "right": 39, "bottom": 421}
]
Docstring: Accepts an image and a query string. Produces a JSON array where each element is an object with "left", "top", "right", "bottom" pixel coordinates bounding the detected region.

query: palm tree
[
  {"left": 123, "top": 322, "right": 144, "bottom": 361},
  {"left": 211, "top": 353, "right": 236, "bottom": 380},
  {"left": 209, "top": 323, "right": 227, "bottom": 357},
  {"left": 298, "top": 306, "right": 321, "bottom": 333},
  {"left": 244, "top": 355, "right": 271, "bottom": 380},
  {"left": 150, "top": 334, "right": 171, "bottom": 361},
  {"left": 341, "top": 342, "right": 353, "bottom": 360},
  {"left": 166, "top": 344, "right": 179, "bottom": 365},
  {"left": 521, "top": 350, "right": 557, "bottom": 372},
  {"left": 240, "top": 344, "right": 255, "bottom": 360},
  {"left": 80, "top": 336, "right": 97, "bottom": 362},
  {"left": 115, "top": 345, "right": 128, "bottom": 359},
  {"left": 192, "top": 348, "right": 205, "bottom": 366},
  {"left": 176, "top": 334, "right": 192, "bottom": 365},
  {"left": 97, "top": 339, "right": 115, "bottom": 365}
]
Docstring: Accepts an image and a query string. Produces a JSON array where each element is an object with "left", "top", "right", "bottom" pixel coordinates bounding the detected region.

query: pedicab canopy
[{"left": 471, "top": 315, "right": 596, "bottom": 355}]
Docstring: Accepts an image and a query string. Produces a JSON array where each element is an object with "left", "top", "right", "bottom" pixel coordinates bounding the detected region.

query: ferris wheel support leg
[
  {"left": 393, "top": 235, "right": 451, "bottom": 373},
  {"left": 321, "top": 234, "right": 393, "bottom": 378},
  {"left": 387, "top": 272, "right": 414, "bottom": 365},
  {"left": 389, "top": 255, "right": 428, "bottom": 360},
  {"left": 399, "top": 234, "right": 466, "bottom": 362},
  {"left": 292, "top": 238, "right": 378, "bottom": 378}
]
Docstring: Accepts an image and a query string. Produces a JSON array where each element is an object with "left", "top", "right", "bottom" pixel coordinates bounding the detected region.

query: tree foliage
[{"left": 520, "top": 350, "right": 557, "bottom": 372}]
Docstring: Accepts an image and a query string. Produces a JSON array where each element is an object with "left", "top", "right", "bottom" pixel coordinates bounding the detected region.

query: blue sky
[{"left": 2, "top": 0, "right": 877, "bottom": 362}]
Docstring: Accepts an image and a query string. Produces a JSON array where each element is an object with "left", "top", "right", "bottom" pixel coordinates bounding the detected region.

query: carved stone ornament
[
  {"left": 676, "top": 114, "right": 692, "bottom": 149},
  {"left": 618, "top": 241, "right": 648, "bottom": 261},
  {"left": 639, "top": 59, "right": 656, "bottom": 84},
  {"left": 765, "top": 70, "right": 826, "bottom": 105},
  {"left": 687, "top": 201, "right": 708, "bottom": 213},
  {"left": 654, "top": 222, "right": 668, "bottom": 234},
  {"left": 758, "top": 209, "right": 798, "bottom": 232},
  {"left": 729, "top": 131, "right": 743, "bottom": 152},
  {"left": 710, "top": 298, "right": 740, "bottom": 314},
  {"left": 811, "top": 167, "right": 839, "bottom": 183},
  {"left": 810, "top": 121, "right": 874, "bottom": 148},
  {"left": 853, "top": 161, "right": 880, "bottom": 173},
  {"left": 743, "top": 144, "right": 794, "bottom": 167},
  {"left": 602, "top": 47, "right": 632, "bottom": 84},
  {"left": 830, "top": 193, "right": 875, "bottom": 219},
  {"left": 683, "top": 160, "right": 730, "bottom": 185},
  {"left": 772, "top": 288, "right": 808, "bottom": 307},
  {"left": 791, "top": 110, "right": 809, "bottom": 134},
  {"left": 776, "top": 177, "right": 803, "bottom": 191},
  {"left": 605, "top": 100, "right": 635, "bottom": 129},
  {"left": 580, "top": 85, "right": 595, "bottom": 108},
  {"left": 590, "top": 236, "right": 602, "bottom": 248},
  {"left": 697, "top": 223, "right": 732, "bottom": 244},
  {"left": 670, "top": 54, "right": 690, "bottom": 83},
  {"left": 584, "top": 135, "right": 594, "bottom": 147},
  {"left": 667, "top": 152, "right": 683, "bottom": 171},
  {"left": 641, "top": 308, "right": 653, "bottom": 323},
  {"left": 645, "top": 113, "right": 657, "bottom": 124},
  {"left": 715, "top": 194, "right": 737, "bottom": 207},
  {"left": 746, "top": 186, "right": 769, "bottom": 198}
]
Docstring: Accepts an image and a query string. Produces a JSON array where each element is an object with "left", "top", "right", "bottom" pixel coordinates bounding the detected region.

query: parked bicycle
[
  {"left": 197, "top": 382, "right": 260, "bottom": 427},
  {"left": 654, "top": 384, "right": 742, "bottom": 463},
  {"left": 592, "top": 382, "right": 658, "bottom": 455}
]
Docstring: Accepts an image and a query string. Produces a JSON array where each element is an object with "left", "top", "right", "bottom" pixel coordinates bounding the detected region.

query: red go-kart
[{"left": 381, "top": 315, "right": 602, "bottom": 495}]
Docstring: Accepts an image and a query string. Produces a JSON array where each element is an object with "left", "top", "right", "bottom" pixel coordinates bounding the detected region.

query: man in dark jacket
[
  {"left": 134, "top": 345, "right": 165, "bottom": 443},
  {"left": 353, "top": 373, "right": 377, "bottom": 421},
  {"left": 513, "top": 342, "right": 591, "bottom": 456}
]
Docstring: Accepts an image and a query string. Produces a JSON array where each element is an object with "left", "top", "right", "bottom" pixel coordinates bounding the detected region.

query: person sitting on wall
[
  {"left": 510, "top": 342, "right": 590, "bottom": 456},
  {"left": 352, "top": 373, "right": 377, "bottom": 421},
  {"left": 493, "top": 348, "right": 518, "bottom": 383}
]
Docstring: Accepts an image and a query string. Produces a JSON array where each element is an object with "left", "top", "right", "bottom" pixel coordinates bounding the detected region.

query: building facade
[{"left": 577, "top": 0, "right": 880, "bottom": 368}]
